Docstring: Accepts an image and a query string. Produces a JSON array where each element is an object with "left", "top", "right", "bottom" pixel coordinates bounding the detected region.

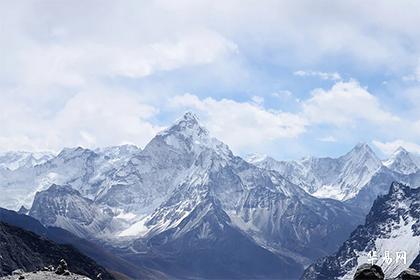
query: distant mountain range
[
  {"left": 0, "top": 112, "right": 419, "bottom": 279},
  {"left": 0, "top": 151, "right": 54, "bottom": 171},
  {"left": 248, "top": 144, "right": 420, "bottom": 213}
]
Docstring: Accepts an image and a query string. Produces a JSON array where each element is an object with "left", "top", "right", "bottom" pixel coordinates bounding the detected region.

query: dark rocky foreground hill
[
  {"left": 0, "top": 222, "right": 113, "bottom": 279},
  {"left": 0, "top": 208, "right": 165, "bottom": 279}
]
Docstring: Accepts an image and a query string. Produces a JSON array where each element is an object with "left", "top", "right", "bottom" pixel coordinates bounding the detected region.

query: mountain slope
[
  {"left": 0, "top": 221, "right": 113, "bottom": 279},
  {"left": 302, "top": 182, "right": 420, "bottom": 280},
  {"left": 0, "top": 207, "right": 163, "bottom": 279},
  {"left": 29, "top": 184, "right": 117, "bottom": 239},
  {"left": 139, "top": 195, "right": 303, "bottom": 279},
  {"left": 383, "top": 147, "right": 419, "bottom": 175}
]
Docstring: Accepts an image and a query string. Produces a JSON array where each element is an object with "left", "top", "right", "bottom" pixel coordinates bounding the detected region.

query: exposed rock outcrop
[{"left": 353, "top": 263, "right": 384, "bottom": 279}]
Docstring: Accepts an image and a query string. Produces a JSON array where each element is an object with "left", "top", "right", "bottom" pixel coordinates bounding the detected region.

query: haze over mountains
[{"left": 0, "top": 112, "right": 419, "bottom": 279}]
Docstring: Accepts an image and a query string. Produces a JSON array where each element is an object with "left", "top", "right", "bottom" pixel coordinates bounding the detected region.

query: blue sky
[{"left": 1, "top": 0, "right": 420, "bottom": 160}]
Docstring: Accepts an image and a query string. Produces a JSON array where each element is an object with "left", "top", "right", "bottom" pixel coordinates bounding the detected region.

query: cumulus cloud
[
  {"left": 373, "top": 140, "right": 420, "bottom": 155},
  {"left": 302, "top": 80, "right": 399, "bottom": 125},
  {"left": 169, "top": 94, "right": 307, "bottom": 152},
  {"left": 0, "top": 88, "right": 162, "bottom": 152},
  {"left": 9, "top": 30, "right": 237, "bottom": 87}
]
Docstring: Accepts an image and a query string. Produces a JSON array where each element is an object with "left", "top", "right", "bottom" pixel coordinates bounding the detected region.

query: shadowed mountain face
[
  {"left": 133, "top": 196, "right": 303, "bottom": 279},
  {"left": 0, "top": 221, "right": 113, "bottom": 279},
  {"left": 302, "top": 182, "right": 420, "bottom": 280}
]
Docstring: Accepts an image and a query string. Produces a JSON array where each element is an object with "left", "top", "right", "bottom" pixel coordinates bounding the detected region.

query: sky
[{"left": 1, "top": 0, "right": 420, "bottom": 160}]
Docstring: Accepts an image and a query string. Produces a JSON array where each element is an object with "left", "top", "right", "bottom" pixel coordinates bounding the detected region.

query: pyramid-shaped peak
[
  {"left": 383, "top": 146, "right": 419, "bottom": 174},
  {"left": 160, "top": 111, "right": 208, "bottom": 137},
  {"left": 150, "top": 112, "right": 232, "bottom": 160},
  {"left": 394, "top": 146, "right": 409, "bottom": 154},
  {"left": 345, "top": 143, "right": 377, "bottom": 158},
  {"left": 354, "top": 142, "right": 371, "bottom": 151}
]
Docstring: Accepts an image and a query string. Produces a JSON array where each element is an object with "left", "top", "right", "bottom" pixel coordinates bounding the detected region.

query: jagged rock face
[
  {"left": 0, "top": 222, "right": 113, "bottom": 279},
  {"left": 301, "top": 182, "right": 420, "bottom": 280},
  {"left": 29, "top": 185, "right": 115, "bottom": 239}
]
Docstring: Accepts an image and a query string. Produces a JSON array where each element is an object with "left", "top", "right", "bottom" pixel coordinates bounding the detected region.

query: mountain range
[
  {"left": 0, "top": 112, "right": 419, "bottom": 279},
  {"left": 248, "top": 144, "right": 420, "bottom": 213}
]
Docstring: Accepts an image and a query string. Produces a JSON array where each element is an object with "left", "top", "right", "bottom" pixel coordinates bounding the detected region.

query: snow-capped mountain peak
[
  {"left": 342, "top": 143, "right": 380, "bottom": 164},
  {"left": 159, "top": 111, "right": 206, "bottom": 137},
  {"left": 153, "top": 111, "right": 232, "bottom": 160},
  {"left": 383, "top": 146, "right": 419, "bottom": 175},
  {"left": 249, "top": 143, "right": 384, "bottom": 201}
]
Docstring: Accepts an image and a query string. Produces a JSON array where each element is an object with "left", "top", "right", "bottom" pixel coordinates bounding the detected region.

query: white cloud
[
  {"left": 302, "top": 80, "right": 399, "bottom": 125},
  {"left": 169, "top": 94, "right": 306, "bottom": 152},
  {"left": 0, "top": 87, "right": 162, "bottom": 152},
  {"left": 10, "top": 30, "right": 237, "bottom": 87},
  {"left": 294, "top": 70, "right": 342, "bottom": 81},
  {"left": 373, "top": 140, "right": 420, "bottom": 155},
  {"left": 1, "top": 0, "right": 420, "bottom": 155}
]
